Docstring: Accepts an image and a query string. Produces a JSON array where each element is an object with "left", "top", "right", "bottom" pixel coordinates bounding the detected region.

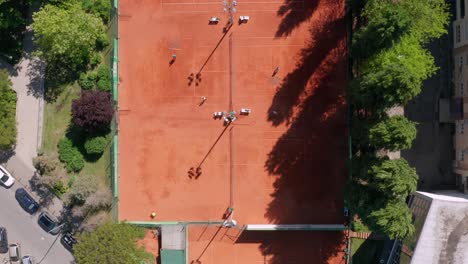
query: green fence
[{"left": 110, "top": 0, "right": 119, "bottom": 222}]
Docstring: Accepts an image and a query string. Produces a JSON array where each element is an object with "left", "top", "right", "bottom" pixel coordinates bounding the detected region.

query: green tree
[
  {"left": 369, "top": 158, "right": 418, "bottom": 198},
  {"left": 74, "top": 222, "right": 153, "bottom": 264},
  {"left": 80, "top": 0, "right": 111, "bottom": 23},
  {"left": 0, "top": 0, "right": 28, "bottom": 63},
  {"left": 32, "top": 3, "right": 104, "bottom": 83},
  {"left": 33, "top": 155, "right": 58, "bottom": 175},
  {"left": 0, "top": 69, "right": 16, "bottom": 150},
  {"left": 368, "top": 200, "right": 415, "bottom": 239},
  {"left": 351, "top": 3, "right": 411, "bottom": 59},
  {"left": 351, "top": 36, "right": 436, "bottom": 109},
  {"left": 68, "top": 174, "right": 98, "bottom": 205},
  {"left": 369, "top": 115, "right": 417, "bottom": 151},
  {"left": 365, "top": 0, "right": 449, "bottom": 43}
]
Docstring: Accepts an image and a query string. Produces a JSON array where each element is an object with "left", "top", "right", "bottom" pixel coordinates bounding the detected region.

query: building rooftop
[{"left": 411, "top": 191, "right": 468, "bottom": 264}]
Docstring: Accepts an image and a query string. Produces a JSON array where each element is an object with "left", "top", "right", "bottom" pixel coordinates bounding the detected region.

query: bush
[
  {"left": 80, "top": 0, "right": 111, "bottom": 23},
  {"left": 89, "top": 52, "right": 102, "bottom": 68},
  {"left": 52, "top": 179, "right": 69, "bottom": 197},
  {"left": 33, "top": 155, "right": 58, "bottom": 175},
  {"left": 78, "top": 72, "right": 96, "bottom": 90},
  {"left": 95, "top": 33, "right": 109, "bottom": 51},
  {"left": 84, "top": 136, "right": 107, "bottom": 155},
  {"left": 0, "top": 70, "right": 17, "bottom": 150},
  {"left": 97, "top": 78, "right": 111, "bottom": 92},
  {"left": 57, "top": 137, "right": 85, "bottom": 172},
  {"left": 72, "top": 90, "right": 114, "bottom": 132},
  {"left": 97, "top": 64, "right": 110, "bottom": 81},
  {"left": 68, "top": 174, "right": 98, "bottom": 205},
  {"left": 67, "top": 156, "right": 85, "bottom": 172}
]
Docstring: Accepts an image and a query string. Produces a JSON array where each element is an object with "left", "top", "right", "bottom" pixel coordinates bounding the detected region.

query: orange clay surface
[
  {"left": 118, "top": 0, "right": 347, "bottom": 227},
  {"left": 188, "top": 225, "right": 347, "bottom": 264}
]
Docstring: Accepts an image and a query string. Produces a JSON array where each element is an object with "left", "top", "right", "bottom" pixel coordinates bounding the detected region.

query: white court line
[
  {"left": 163, "top": 9, "right": 305, "bottom": 13},
  {"left": 161, "top": 0, "right": 302, "bottom": 4}
]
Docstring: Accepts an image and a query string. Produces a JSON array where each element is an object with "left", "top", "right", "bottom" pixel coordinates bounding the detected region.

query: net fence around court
[{"left": 109, "top": 0, "right": 119, "bottom": 222}]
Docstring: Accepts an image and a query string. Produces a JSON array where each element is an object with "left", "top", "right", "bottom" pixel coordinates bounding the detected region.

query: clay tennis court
[{"left": 118, "top": 0, "right": 347, "bottom": 262}]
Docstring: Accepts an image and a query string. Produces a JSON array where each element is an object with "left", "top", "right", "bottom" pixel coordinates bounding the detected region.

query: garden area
[
  {"left": 351, "top": 238, "right": 385, "bottom": 264},
  {"left": 31, "top": 0, "right": 116, "bottom": 231}
]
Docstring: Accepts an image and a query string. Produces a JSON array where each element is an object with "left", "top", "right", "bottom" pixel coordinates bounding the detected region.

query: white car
[
  {"left": 0, "top": 165, "right": 15, "bottom": 187},
  {"left": 9, "top": 243, "right": 21, "bottom": 264}
]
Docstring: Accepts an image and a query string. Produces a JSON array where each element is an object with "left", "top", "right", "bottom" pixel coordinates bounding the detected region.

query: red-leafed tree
[{"left": 72, "top": 90, "right": 113, "bottom": 132}]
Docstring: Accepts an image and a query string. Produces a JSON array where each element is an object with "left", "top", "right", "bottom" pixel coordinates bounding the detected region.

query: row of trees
[
  {"left": 347, "top": 0, "right": 449, "bottom": 239},
  {"left": 0, "top": 70, "right": 16, "bottom": 150}
]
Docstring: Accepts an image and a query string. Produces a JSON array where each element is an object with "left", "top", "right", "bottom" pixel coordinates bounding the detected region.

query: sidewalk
[{"left": 0, "top": 8, "right": 64, "bottom": 217}]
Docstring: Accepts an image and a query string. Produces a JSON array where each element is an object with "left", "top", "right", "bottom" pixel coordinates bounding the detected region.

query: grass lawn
[
  {"left": 41, "top": 85, "right": 111, "bottom": 188},
  {"left": 351, "top": 238, "right": 385, "bottom": 264}
]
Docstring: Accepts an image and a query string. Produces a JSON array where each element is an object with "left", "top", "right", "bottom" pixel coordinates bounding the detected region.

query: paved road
[{"left": 0, "top": 184, "right": 74, "bottom": 264}]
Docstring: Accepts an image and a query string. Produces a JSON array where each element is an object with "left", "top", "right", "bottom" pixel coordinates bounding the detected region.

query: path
[{"left": 0, "top": 6, "right": 64, "bottom": 217}]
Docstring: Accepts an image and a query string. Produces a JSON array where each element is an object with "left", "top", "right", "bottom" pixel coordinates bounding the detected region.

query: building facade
[{"left": 452, "top": 0, "right": 468, "bottom": 193}]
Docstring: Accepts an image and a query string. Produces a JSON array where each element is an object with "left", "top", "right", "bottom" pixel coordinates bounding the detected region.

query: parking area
[{"left": 0, "top": 183, "right": 74, "bottom": 264}]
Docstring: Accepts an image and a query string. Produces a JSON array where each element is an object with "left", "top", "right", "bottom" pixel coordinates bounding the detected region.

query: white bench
[
  {"left": 239, "top": 16, "right": 250, "bottom": 23},
  {"left": 240, "top": 108, "right": 251, "bottom": 115},
  {"left": 209, "top": 17, "right": 220, "bottom": 24}
]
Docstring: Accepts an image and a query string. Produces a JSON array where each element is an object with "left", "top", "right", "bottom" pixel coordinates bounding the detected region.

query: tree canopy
[
  {"left": 32, "top": 3, "right": 104, "bottom": 82},
  {"left": 71, "top": 90, "right": 113, "bottom": 133},
  {"left": 369, "top": 115, "right": 417, "bottom": 151},
  {"left": 369, "top": 158, "right": 418, "bottom": 198},
  {"left": 368, "top": 200, "right": 415, "bottom": 239},
  {"left": 74, "top": 222, "right": 153, "bottom": 264},
  {"left": 0, "top": 69, "right": 17, "bottom": 150},
  {"left": 365, "top": 0, "right": 449, "bottom": 43},
  {"left": 351, "top": 36, "right": 436, "bottom": 109},
  {"left": 0, "top": 0, "right": 28, "bottom": 63}
]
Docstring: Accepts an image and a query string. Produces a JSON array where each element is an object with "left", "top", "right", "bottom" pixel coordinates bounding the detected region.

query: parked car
[
  {"left": 37, "top": 212, "right": 60, "bottom": 235},
  {"left": 9, "top": 243, "right": 21, "bottom": 264},
  {"left": 15, "top": 188, "right": 39, "bottom": 214},
  {"left": 0, "top": 227, "right": 8, "bottom": 253},
  {"left": 0, "top": 165, "right": 15, "bottom": 188},
  {"left": 60, "top": 232, "right": 77, "bottom": 252},
  {"left": 21, "top": 256, "right": 34, "bottom": 264}
]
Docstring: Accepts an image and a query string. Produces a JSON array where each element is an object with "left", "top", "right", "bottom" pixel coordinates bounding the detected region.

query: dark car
[
  {"left": 60, "top": 232, "right": 77, "bottom": 252},
  {"left": 0, "top": 227, "right": 8, "bottom": 253},
  {"left": 15, "top": 188, "right": 39, "bottom": 214},
  {"left": 37, "top": 212, "right": 60, "bottom": 235}
]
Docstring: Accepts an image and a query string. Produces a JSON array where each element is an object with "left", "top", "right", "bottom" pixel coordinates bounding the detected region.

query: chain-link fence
[{"left": 110, "top": 0, "right": 119, "bottom": 222}]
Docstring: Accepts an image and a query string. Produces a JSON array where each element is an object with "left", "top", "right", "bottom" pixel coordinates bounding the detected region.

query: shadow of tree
[
  {"left": 275, "top": 0, "right": 320, "bottom": 37},
  {"left": 260, "top": 2, "right": 348, "bottom": 262},
  {"left": 268, "top": 16, "right": 346, "bottom": 126},
  {"left": 236, "top": 231, "right": 347, "bottom": 264},
  {"left": 29, "top": 172, "right": 56, "bottom": 208},
  {"left": 26, "top": 57, "right": 45, "bottom": 99},
  {"left": 0, "top": 149, "right": 15, "bottom": 164}
]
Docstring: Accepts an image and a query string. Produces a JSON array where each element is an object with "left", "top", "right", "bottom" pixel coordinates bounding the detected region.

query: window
[
  {"left": 461, "top": 82, "right": 465, "bottom": 96},
  {"left": 458, "top": 150, "right": 464, "bottom": 161},
  {"left": 462, "top": 0, "right": 466, "bottom": 19},
  {"left": 461, "top": 56, "right": 465, "bottom": 67},
  {"left": 457, "top": 25, "right": 461, "bottom": 43},
  {"left": 457, "top": 120, "right": 465, "bottom": 134}
]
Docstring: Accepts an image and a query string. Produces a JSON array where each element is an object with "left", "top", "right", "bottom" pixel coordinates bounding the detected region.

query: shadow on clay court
[
  {"left": 197, "top": 23, "right": 233, "bottom": 75},
  {"left": 189, "top": 123, "right": 232, "bottom": 177},
  {"left": 275, "top": 0, "right": 321, "bottom": 37},
  {"left": 235, "top": 231, "right": 347, "bottom": 264},
  {"left": 261, "top": 7, "right": 348, "bottom": 264},
  {"left": 268, "top": 16, "right": 346, "bottom": 127}
]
